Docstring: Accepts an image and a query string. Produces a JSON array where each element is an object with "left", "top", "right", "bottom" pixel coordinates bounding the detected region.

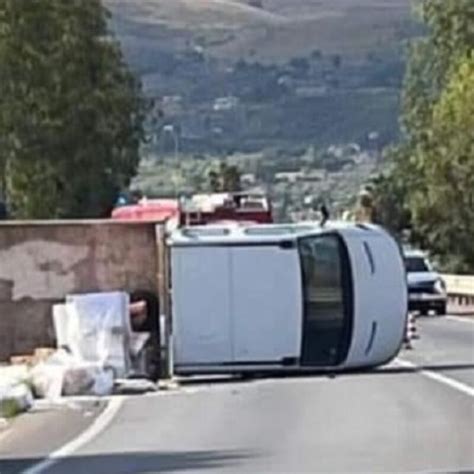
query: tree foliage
[
  {"left": 372, "top": 0, "right": 474, "bottom": 272},
  {"left": 0, "top": 0, "right": 145, "bottom": 218},
  {"left": 402, "top": 0, "right": 474, "bottom": 138},
  {"left": 411, "top": 56, "right": 474, "bottom": 271},
  {"left": 207, "top": 162, "right": 242, "bottom": 193},
  {"left": 369, "top": 146, "right": 414, "bottom": 233}
]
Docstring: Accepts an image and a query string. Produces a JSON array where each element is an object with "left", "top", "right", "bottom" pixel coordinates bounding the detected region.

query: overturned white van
[{"left": 169, "top": 222, "right": 408, "bottom": 375}]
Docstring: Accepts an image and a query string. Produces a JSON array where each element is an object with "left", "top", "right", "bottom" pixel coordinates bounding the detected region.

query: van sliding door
[{"left": 231, "top": 245, "right": 301, "bottom": 364}]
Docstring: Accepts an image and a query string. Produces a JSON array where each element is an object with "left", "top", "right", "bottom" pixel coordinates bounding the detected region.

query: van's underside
[{"left": 173, "top": 356, "right": 393, "bottom": 376}]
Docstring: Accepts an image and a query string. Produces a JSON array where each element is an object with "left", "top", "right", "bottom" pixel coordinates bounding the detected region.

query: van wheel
[
  {"left": 436, "top": 303, "right": 447, "bottom": 316},
  {"left": 130, "top": 290, "right": 161, "bottom": 381}
]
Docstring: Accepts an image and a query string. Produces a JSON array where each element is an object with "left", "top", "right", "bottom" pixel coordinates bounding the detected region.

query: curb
[
  {"left": 158, "top": 379, "right": 180, "bottom": 391},
  {"left": 448, "top": 311, "right": 474, "bottom": 317}
]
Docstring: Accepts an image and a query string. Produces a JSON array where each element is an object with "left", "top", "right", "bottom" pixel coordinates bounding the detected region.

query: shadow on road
[
  {"left": 359, "top": 362, "right": 474, "bottom": 376},
  {"left": 178, "top": 375, "right": 251, "bottom": 386},
  {"left": 176, "top": 363, "right": 474, "bottom": 387},
  {"left": 0, "top": 449, "right": 256, "bottom": 474}
]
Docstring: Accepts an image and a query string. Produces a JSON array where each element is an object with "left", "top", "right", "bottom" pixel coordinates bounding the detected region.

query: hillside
[
  {"left": 106, "top": 0, "right": 414, "bottom": 66},
  {"left": 104, "top": 0, "right": 419, "bottom": 216},
  {"left": 105, "top": 1, "right": 418, "bottom": 160}
]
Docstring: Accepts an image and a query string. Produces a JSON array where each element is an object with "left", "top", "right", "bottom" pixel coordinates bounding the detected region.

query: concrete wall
[{"left": 0, "top": 221, "right": 161, "bottom": 361}]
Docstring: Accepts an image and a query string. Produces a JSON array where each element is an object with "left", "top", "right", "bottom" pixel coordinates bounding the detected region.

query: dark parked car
[{"left": 404, "top": 250, "right": 447, "bottom": 316}]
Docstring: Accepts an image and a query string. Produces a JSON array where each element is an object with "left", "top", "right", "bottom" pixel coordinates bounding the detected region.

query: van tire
[
  {"left": 239, "top": 372, "right": 256, "bottom": 381},
  {"left": 130, "top": 290, "right": 161, "bottom": 381}
]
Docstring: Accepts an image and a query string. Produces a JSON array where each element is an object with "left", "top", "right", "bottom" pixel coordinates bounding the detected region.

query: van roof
[{"left": 168, "top": 221, "right": 385, "bottom": 245}]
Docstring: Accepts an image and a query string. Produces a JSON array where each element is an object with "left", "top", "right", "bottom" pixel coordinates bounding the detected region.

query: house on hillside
[
  {"left": 213, "top": 96, "right": 240, "bottom": 111},
  {"left": 303, "top": 170, "right": 326, "bottom": 182},
  {"left": 274, "top": 171, "right": 305, "bottom": 183},
  {"left": 161, "top": 95, "right": 183, "bottom": 116},
  {"left": 241, "top": 173, "right": 257, "bottom": 186}
]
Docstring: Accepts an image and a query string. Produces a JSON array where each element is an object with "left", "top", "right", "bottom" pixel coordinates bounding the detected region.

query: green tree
[
  {"left": 0, "top": 0, "right": 145, "bottom": 218},
  {"left": 411, "top": 55, "right": 474, "bottom": 272},
  {"left": 402, "top": 0, "right": 474, "bottom": 141},
  {"left": 207, "top": 162, "right": 241, "bottom": 193},
  {"left": 397, "top": 0, "right": 474, "bottom": 189},
  {"left": 369, "top": 163, "right": 412, "bottom": 235},
  {"left": 221, "top": 163, "right": 241, "bottom": 192},
  {"left": 377, "top": 0, "right": 474, "bottom": 271},
  {"left": 208, "top": 170, "right": 220, "bottom": 193},
  {"left": 385, "top": 1, "right": 471, "bottom": 179}
]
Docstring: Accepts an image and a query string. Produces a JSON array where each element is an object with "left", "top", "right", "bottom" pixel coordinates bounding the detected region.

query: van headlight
[{"left": 434, "top": 278, "right": 446, "bottom": 295}]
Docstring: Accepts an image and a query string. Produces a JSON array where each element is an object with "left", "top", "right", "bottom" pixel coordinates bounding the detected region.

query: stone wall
[{"left": 0, "top": 221, "right": 161, "bottom": 361}]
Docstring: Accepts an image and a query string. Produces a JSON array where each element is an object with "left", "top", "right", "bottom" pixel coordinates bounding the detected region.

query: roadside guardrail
[{"left": 442, "top": 274, "right": 474, "bottom": 314}]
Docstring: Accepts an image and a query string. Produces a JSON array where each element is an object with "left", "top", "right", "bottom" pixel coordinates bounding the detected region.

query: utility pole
[
  {"left": 163, "top": 124, "right": 180, "bottom": 197},
  {"left": 163, "top": 124, "right": 179, "bottom": 162}
]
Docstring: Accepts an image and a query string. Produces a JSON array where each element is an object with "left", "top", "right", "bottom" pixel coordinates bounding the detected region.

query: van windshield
[
  {"left": 405, "top": 256, "right": 430, "bottom": 273},
  {"left": 298, "top": 234, "right": 353, "bottom": 367}
]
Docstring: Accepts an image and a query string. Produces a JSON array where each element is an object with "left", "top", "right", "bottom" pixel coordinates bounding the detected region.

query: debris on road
[
  {"left": 60, "top": 292, "right": 132, "bottom": 378},
  {"left": 10, "top": 348, "right": 56, "bottom": 368},
  {"left": 114, "top": 378, "right": 157, "bottom": 395},
  {"left": 31, "top": 291, "right": 154, "bottom": 399},
  {"left": 1, "top": 291, "right": 158, "bottom": 403},
  {"left": 31, "top": 349, "right": 115, "bottom": 399},
  {"left": 0, "top": 365, "right": 33, "bottom": 419},
  {"left": 157, "top": 379, "right": 180, "bottom": 391}
]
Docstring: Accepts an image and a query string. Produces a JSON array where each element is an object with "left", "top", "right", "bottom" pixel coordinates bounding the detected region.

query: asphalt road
[{"left": 1, "top": 316, "right": 473, "bottom": 474}]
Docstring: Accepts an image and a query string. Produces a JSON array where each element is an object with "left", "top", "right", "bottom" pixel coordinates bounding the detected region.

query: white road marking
[
  {"left": 446, "top": 315, "right": 474, "bottom": 324},
  {"left": 396, "top": 358, "right": 474, "bottom": 398},
  {"left": 21, "top": 396, "right": 124, "bottom": 474}
]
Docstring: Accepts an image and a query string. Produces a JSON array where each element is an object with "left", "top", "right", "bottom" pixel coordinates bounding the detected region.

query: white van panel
[
  {"left": 172, "top": 247, "right": 233, "bottom": 365},
  {"left": 170, "top": 223, "right": 408, "bottom": 374},
  {"left": 231, "top": 246, "right": 302, "bottom": 363},
  {"left": 343, "top": 231, "right": 407, "bottom": 368}
]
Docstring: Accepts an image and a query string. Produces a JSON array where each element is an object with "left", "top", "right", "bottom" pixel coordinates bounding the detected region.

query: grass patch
[{"left": 0, "top": 398, "right": 23, "bottom": 419}]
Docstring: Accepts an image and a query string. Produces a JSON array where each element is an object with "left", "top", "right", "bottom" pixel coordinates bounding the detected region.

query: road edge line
[
  {"left": 21, "top": 396, "right": 124, "bottom": 474},
  {"left": 446, "top": 316, "right": 474, "bottom": 324},
  {"left": 396, "top": 358, "right": 474, "bottom": 398}
]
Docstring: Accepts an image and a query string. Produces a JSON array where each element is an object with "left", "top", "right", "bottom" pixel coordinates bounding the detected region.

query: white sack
[{"left": 65, "top": 292, "right": 131, "bottom": 377}]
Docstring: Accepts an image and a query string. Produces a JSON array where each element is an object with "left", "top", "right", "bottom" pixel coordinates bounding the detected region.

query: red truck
[{"left": 111, "top": 192, "right": 273, "bottom": 226}]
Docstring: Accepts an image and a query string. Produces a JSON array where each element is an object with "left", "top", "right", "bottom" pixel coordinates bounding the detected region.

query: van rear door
[{"left": 172, "top": 246, "right": 233, "bottom": 365}]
